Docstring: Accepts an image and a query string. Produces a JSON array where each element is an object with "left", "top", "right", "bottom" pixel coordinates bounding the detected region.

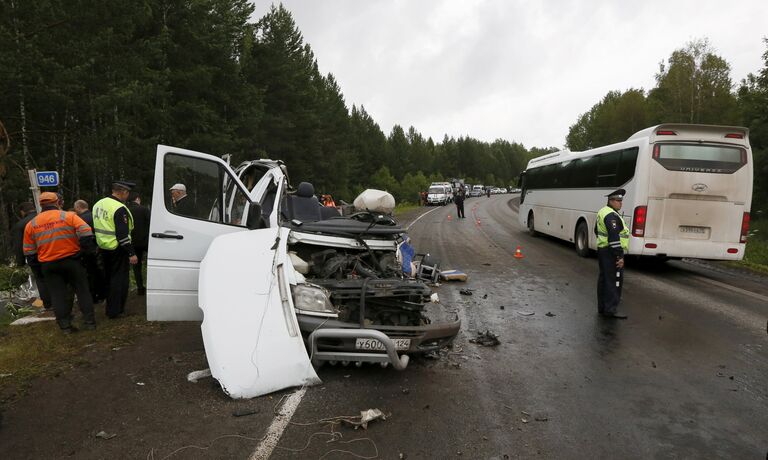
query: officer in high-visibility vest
[
  {"left": 595, "top": 188, "right": 629, "bottom": 319},
  {"left": 23, "top": 192, "right": 97, "bottom": 333},
  {"left": 93, "top": 181, "right": 137, "bottom": 318}
]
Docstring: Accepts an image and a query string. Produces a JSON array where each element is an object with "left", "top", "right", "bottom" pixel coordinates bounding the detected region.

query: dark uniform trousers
[
  {"left": 597, "top": 248, "right": 624, "bottom": 314},
  {"left": 41, "top": 256, "right": 95, "bottom": 329},
  {"left": 29, "top": 262, "right": 53, "bottom": 308},
  {"left": 132, "top": 246, "right": 147, "bottom": 291},
  {"left": 101, "top": 247, "right": 130, "bottom": 318},
  {"left": 455, "top": 200, "right": 465, "bottom": 218}
]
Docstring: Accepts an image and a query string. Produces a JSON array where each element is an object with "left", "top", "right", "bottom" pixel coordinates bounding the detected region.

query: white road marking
[
  {"left": 406, "top": 206, "right": 441, "bottom": 231},
  {"left": 249, "top": 386, "right": 306, "bottom": 460},
  {"left": 691, "top": 275, "right": 768, "bottom": 303}
]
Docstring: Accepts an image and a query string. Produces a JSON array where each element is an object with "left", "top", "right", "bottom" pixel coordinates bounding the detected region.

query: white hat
[{"left": 169, "top": 183, "right": 186, "bottom": 192}]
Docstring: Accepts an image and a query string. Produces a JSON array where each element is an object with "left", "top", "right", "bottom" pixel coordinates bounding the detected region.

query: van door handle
[{"left": 152, "top": 232, "right": 184, "bottom": 240}]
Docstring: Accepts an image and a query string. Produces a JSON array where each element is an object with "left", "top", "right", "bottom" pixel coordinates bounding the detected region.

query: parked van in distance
[{"left": 427, "top": 184, "right": 451, "bottom": 205}]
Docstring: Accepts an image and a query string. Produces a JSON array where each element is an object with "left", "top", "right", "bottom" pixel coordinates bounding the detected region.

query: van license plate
[
  {"left": 679, "top": 226, "right": 707, "bottom": 234},
  {"left": 355, "top": 338, "right": 411, "bottom": 351}
]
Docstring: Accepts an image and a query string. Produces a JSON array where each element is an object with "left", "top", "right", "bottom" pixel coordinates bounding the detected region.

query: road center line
[
  {"left": 406, "top": 206, "right": 441, "bottom": 231},
  {"left": 690, "top": 275, "right": 768, "bottom": 303},
  {"left": 249, "top": 386, "right": 306, "bottom": 460}
]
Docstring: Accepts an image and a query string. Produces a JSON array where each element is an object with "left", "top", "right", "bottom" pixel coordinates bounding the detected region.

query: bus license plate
[
  {"left": 355, "top": 338, "right": 411, "bottom": 351},
  {"left": 679, "top": 226, "right": 707, "bottom": 234}
]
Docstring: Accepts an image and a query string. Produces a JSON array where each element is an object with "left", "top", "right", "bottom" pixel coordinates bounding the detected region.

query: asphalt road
[{"left": 2, "top": 194, "right": 766, "bottom": 459}]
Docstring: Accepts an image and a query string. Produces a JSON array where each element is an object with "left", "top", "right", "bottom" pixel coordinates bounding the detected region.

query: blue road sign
[{"left": 36, "top": 171, "right": 59, "bottom": 187}]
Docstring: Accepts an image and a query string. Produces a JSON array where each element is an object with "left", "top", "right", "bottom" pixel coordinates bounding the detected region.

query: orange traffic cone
[
  {"left": 514, "top": 245, "right": 524, "bottom": 259},
  {"left": 476, "top": 219, "right": 481, "bottom": 225},
  {"left": 447, "top": 214, "right": 452, "bottom": 221}
]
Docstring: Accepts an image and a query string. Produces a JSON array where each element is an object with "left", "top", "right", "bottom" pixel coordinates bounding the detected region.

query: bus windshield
[{"left": 429, "top": 186, "right": 445, "bottom": 194}]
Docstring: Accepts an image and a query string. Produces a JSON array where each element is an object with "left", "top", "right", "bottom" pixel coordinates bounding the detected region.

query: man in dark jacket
[
  {"left": 74, "top": 199, "right": 105, "bottom": 303},
  {"left": 12, "top": 202, "right": 52, "bottom": 309},
  {"left": 127, "top": 192, "right": 150, "bottom": 295}
]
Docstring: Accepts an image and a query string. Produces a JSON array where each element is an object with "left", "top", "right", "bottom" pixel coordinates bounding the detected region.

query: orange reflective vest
[{"left": 23, "top": 209, "right": 93, "bottom": 262}]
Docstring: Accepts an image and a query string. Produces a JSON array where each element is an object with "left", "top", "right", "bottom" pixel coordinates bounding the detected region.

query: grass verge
[
  {"left": 0, "top": 309, "right": 163, "bottom": 403},
  {"left": 724, "top": 219, "right": 768, "bottom": 274}
]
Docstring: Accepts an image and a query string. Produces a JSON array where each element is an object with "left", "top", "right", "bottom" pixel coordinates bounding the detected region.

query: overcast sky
[{"left": 252, "top": 1, "right": 768, "bottom": 149}]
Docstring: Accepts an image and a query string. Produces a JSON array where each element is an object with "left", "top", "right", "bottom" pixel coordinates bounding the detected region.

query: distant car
[
  {"left": 500, "top": 188, "right": 508, "bottom": 194},
  {"left": 470, "top": 185, "right": 484, "bottom": 197}
]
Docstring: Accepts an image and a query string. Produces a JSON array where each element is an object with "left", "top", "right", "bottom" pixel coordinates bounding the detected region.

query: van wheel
[
  {"left": 575, "top": 221, "right": 590, "bottom": 257},
  {"left": 527, "top": 212, "right": 537, "bottom": 236}
]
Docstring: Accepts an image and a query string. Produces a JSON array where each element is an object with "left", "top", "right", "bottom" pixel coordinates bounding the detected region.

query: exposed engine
[{"left": 289, "top": 243, "right": 431, "bottom": 327}]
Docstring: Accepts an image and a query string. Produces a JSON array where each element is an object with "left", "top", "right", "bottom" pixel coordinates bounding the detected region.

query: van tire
[
  {"left": 527, "top": 212, "right": 537, "bottom": 236},
  {"left": 575, "top": 221, "right": 590, "bottom": 257}
]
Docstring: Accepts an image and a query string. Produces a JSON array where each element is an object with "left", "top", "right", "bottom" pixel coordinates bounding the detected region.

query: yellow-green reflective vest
[
  {"left": 596, "top": 206, "right": 629, "bottom": 251},
  {"left": 93, "top": 197, "right": 133, "bottom": 250}
]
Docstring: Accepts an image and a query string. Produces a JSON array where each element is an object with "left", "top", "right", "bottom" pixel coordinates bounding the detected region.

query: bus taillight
[
  {"left": 632, "top": 206, "right": 647, "bottom": 237},
  {"left": 740, "top": 212, "right": 750, "bottom": 243},
  {"left": 652, "top": 144, "right": 660, "bottom": 159},
  {"left": 656, "top": 130, "right": 677, "bottom": 136},
  {"left": 725, "top": 133, "right": 744, "bottom": 139}
]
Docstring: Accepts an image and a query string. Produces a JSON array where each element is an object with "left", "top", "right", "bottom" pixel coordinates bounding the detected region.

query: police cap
[
  {"left": 606, "top": 188, "right": 625, "bottom": 200},
  {"left": 112, "top": 180, "right": 135, "bottom": 191}
]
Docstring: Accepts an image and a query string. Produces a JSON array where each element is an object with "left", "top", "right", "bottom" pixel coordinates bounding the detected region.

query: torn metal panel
[{"left": 199, "top": 228, "right": 320, "bottom": 399}]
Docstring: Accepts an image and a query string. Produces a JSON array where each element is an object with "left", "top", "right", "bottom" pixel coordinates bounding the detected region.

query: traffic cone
[
  {"left": 447, "top": 214, "right": 452, "bottom": 221},
  {"left": 476, "top": 219, "right": 481, "bottom": 226},
  {"left": 514, "top": 245, "right": 524, "bottom": 259}
]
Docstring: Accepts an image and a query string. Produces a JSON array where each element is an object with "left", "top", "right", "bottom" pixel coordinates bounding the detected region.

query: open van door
[{"left": 147, "top": 145, "right": 260, "bottom": 320}]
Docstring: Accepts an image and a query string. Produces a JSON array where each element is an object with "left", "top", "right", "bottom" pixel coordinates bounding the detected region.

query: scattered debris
[
  {"left": 469, "top": 330, "right": 500, "bottom": 347},
  {"left": 187, "top": 369, "right": 212, "bottom": 383},
  {"left": 136, "top": 382, "right": 145, "bottom": 386},
  {"left": 521, "top": 418, "right": 529, "bottom": 424},
  {"left": 232, "top": 408, "right": 259, "bottom": 417},
  {"left": 482, "top": 263, "right": 491, "bottom": 266},
  {"left": 0, "top": 373, "right": 13, "bottom": 378},
  {"left": 482, "top": 294, "right": 488, "bottom": 299},
  {"left": 339, "top": 409, "right": 387, "bottom": 430},
  {"left": 430, "top": 293, "right": 440, "bottom": 303},
  {"left": 111, "top": 347, "right": 122, "bottom": 351},
  {"left": 545, "top": 312, "right": 556, "bottom": 317},
  {"left": 659, "top": 315, "right": 663, "bottom": 320},
  {"left": 95, "top": 431, "right": 117, "bottom": 440},
  {"left": 440, "top": 270, "right": 468, "bottom": 282},
  {"left": 499, "top": 305, "right": 505, "bottom": 310},
  {"left": 516, "top": 311, "right": 535, "bottom": 316},
  {"left": 401, "top": 388, "right": 410, "bottom": 395},
  {"left": 10, "top": 316, "right": 55, "bottom": 326},
  {"left": 651, "top": 361, "right": 657, "bottom": 368},
  {"left": 535, "top": 416, "right": 549, "bottom": 422},
  {"left": 459, "top": 289, "right": 473, "bottom": 296}
]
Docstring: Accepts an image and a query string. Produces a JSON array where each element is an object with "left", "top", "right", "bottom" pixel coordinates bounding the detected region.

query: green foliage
[
  {"left": 0, "top": 266, "right": 27, "bottom": 292},
  {"left": 738, "top": 39, "right": 768, "bottom": 219}
]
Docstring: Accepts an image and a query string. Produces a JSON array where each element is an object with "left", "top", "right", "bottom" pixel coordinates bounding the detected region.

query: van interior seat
[{"left": 290, "top": 182, "right": 323, "bottom": 222}]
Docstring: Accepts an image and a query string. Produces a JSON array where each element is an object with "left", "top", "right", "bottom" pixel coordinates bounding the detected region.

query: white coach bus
[{"left": 518, "top": 124, "right": 753, "bottom": 260}]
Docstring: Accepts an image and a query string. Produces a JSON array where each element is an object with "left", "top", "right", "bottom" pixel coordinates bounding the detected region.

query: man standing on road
[
  {"left": 23, "top": 192, "right": 97, "bottom": 333},
  {"left": 454, "top": 186, "right": 466, "bottom": 219},
  {"left": 93, "top": 181, "right": 137, "bottom": 318},
  {"left": 595, "top": 188, "right": 629, "bottom": 319},
  {"left": 127, "top": 191, "right": 150, "bottom": 295},
  {"left": 13, "top": 202, "right": 52, "bottom": 309}
]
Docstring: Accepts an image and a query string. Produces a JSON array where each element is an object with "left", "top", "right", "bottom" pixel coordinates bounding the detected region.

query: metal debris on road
[
  {"left": 232, "top": 407, "right": 259, "bottom": 417},
  {"left": 430, "top": 293, "right": 440, "bottom": 303},
  {"left": 499, "top": 305, "right": 505, "bottom": 310},
  {"left": 459, "top": 289, "right": 473, "bottom": 296},
  {"left": 545, "top": 312, "right": 556, "bottom": 317},
  {"left": 95, "top": 431, "right": 117, "bottom": 440},
  {"left": 187, "top": 368, "right": 212, "bottom": 383},
  {"left": 339, "top": 408, "right": 387, "bottom": 430},
  {"left": 516, "top": 311, "right": 535, "bottom": 316},
  {"left": 469, "top": 330, "right": 500, "bottom": 347},
  {"left": 482, "top": 294, "right": 488, "bottom": 299}
]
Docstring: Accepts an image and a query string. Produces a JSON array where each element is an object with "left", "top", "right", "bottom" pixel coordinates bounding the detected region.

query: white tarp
[
  {"left": 353, "top": 189, "right": 396, "bottom": 214},
  {"left": 198, "top": 228, "right": 320, "bottom": 399}
]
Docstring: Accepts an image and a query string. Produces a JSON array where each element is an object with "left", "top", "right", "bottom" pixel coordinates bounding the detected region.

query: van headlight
[{"left": 292, "top": 284, "right": 338, "bottom": 316}]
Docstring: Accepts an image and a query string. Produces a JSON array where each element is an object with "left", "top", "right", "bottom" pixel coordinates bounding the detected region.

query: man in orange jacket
[{"left": 23, "top": 192, "right": 97, "bottom": 333}]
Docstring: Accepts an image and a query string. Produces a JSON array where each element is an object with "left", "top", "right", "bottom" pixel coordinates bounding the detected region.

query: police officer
[
  {"left": 454, "top": 185, "right": 466, "bottom": 218},
  {"left": 595, "top": 188, "right": 629, "bottom": 319},
  {"left": 127, "top": 191, "right": 150, "bottom": 295},
  {"left": 22, "top": 192, "right": 97, "bottom": 333},
  {"left": 93, "top": 181, "right": 137, "bottom": 318}
]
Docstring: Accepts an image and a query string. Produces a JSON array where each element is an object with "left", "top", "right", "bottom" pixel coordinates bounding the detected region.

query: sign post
[{"left": 27, "top": 169, "right": 60, "bottom": 213}]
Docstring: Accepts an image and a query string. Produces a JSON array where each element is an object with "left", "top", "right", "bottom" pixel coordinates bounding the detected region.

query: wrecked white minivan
[{"left": 147, "top": 146, "right": 460, "bottom": 398}]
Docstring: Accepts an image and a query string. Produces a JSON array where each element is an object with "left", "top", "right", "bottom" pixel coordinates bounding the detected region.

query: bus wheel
[
  {"left": 575, "top": 221, "right": 590, "bottom": 257},
  {"left": 527, "top": 212, "right": 537, "bottom": 236}
]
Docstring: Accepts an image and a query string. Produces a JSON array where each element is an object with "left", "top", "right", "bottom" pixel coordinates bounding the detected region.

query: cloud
[{"left": 253, "top": 0, "right": 768, "bottom": 147}]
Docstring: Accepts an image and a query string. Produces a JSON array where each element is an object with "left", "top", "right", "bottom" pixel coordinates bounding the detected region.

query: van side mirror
[{"left": 246, "top": 202, "right": 267, "bottom": 229}]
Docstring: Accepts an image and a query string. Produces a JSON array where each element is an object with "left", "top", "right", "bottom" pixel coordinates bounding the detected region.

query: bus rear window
[{"left": 654, "top": 144, "right": 746, "bottom": 174}]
